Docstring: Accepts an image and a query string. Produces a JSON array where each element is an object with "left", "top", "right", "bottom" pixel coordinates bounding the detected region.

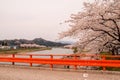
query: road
[{"left": 0, "top": 65, "right": 119, "bottom": 80}]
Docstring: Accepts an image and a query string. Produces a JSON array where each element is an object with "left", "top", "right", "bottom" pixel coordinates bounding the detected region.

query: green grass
[
  {"left": 0, "top": 47, "right": 51, "bottom": 54},
  {"left": 99, "top": 52, "right": 120, "bottom": 71},
  {"left": 100, "top": 52, "right": 112, "bottom": 55},
  {"left": 99, "top": 67, "right": 120, "bottom": 71}
]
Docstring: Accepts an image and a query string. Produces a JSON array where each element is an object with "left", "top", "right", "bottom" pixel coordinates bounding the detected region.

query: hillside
[{"left": 0, "top": 38, "right": 68, "bottom": 47}]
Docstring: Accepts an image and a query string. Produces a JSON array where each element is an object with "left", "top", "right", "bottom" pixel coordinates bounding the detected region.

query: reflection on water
[
  {"left": 27, "top": 47, "right": 74, "bottom": 59},
  {"left": 27, "top": 48, "right": 73, "bottom": 54}
]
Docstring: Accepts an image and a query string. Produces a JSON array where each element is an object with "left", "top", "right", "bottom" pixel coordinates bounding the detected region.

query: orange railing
[{"left": 0, "top": 54, "right": 120, "bottom": 71}]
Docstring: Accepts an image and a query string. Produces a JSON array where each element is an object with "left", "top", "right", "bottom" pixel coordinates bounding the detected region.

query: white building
[{"left": 0, "top": 46, "right": 11, "bottom": 49}]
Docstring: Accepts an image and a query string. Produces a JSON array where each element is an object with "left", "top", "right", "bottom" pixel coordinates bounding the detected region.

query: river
[
  {"left": 27, "top": 47, "right": 74, "bottom": 59},
  {"left": 27, "top": 47, "right": 73, "bottom": 54}
]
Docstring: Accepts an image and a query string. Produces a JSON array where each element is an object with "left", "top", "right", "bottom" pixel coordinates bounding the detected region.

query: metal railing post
[
  {"left": 12, "top": 54, "right": 15, "bottom": 65},
  {"left": 30, "top": 55, "right": 32, "bottom": 67},
  {"left": 50, "top": 55, "right": 53, "bottom": 70},
  {"left": 102, "top": 55, "right": 106, "bottom": 71},
  {"left": 74, "top": 55, "right": 77, "bottom": 70}
]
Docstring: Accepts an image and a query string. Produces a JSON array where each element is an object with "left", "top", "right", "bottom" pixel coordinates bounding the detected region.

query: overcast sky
[{"left": 0, "top": 0, "right": 92, "bottom": 41}]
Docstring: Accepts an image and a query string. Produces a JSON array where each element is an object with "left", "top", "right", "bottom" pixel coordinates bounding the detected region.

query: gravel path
[{"left": 0, "top": 65, "right": 120, "bottom": 80}]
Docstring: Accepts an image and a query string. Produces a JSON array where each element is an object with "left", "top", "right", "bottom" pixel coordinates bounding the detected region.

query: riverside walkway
[{"left": 0, "top": 65, "right": 120, "bottom": 80}]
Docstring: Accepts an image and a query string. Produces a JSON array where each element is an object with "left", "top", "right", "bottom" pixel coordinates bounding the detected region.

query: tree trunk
[{"left": 111, "top": 47, "right": 115, "bottom": 55}]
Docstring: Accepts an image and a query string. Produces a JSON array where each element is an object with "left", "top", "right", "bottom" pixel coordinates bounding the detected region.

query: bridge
[{"left": 0, "top": 54, "right": 120, "bottom": 71}]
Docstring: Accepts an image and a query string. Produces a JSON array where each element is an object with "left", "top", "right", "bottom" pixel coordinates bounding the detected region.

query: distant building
[
  {"left": 0, "top": 46, "right": 11, "bottom": 50},
  {"left": 10, "top": 45, "right": 18, "bottom": 50},
  {"left": 0, "top": 41, "right": 11, "bottom": 50}
]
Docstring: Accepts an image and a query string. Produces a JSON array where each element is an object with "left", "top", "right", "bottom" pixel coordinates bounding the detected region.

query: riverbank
[{"left": 0, "top": 47, "right": 51, "bottom": 54}]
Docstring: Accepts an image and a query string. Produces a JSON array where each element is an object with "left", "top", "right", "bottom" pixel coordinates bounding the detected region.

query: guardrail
[{"left": 0, "top": 54, "right": 120, "bottom": 71}]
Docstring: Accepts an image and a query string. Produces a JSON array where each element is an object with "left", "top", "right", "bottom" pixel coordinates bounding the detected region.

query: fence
[{"left": 0, "top": 54, "right": 120, "bottom": 71}]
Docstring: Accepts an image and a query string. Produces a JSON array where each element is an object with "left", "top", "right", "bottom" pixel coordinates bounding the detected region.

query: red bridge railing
[{"left": 0, "top": 54, "right": 120, "bottom": 71}]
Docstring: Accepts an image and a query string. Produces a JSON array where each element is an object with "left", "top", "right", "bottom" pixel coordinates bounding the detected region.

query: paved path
[{"left": 0, "top": 65, "right": 120, "bottom": 80}]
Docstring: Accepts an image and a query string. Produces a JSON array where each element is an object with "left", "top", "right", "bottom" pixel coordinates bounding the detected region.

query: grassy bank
[
  {"left": 99, "top": 52, "right": 120, "bottom": 71},
  {"left": 70, "top": 52, "right": 120, "bottom": 71},
  {"left": 0, "top": 47, "right": 51, "bottom": 54}
]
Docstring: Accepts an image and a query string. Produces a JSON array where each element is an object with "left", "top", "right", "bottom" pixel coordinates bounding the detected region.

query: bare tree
[{"left": 60, "top": 0, "right": 120, "bottom": 55}]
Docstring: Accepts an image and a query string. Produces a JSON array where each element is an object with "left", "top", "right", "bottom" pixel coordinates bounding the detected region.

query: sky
[{"left": 0, "top": 0, "right": 92, "bottom": 41}]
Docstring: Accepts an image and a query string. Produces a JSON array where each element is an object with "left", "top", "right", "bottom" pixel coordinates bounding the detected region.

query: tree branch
[{"left": 90, "top": 27, "right": 118, "bottom": 40}]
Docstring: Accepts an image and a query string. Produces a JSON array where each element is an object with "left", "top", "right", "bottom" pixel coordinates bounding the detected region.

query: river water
[
  {"left": 28, "top": 47, "right": 73, "bottom": 54},
  {"left": 27, "top": 47, "right": 74, "bottom": 59}
]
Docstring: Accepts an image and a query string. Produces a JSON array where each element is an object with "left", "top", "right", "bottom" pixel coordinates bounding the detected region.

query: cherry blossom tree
[{"left": 60, "top": 0, "right": 120, "bottom": 55}]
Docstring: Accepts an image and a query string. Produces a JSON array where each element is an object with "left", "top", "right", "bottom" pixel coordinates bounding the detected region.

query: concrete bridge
[
  {"left": 0, "top": 54, "right": 120, "bottom": 80},
  {"left": 0, "top": 64, "right": 120, "bottom": 80}
]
